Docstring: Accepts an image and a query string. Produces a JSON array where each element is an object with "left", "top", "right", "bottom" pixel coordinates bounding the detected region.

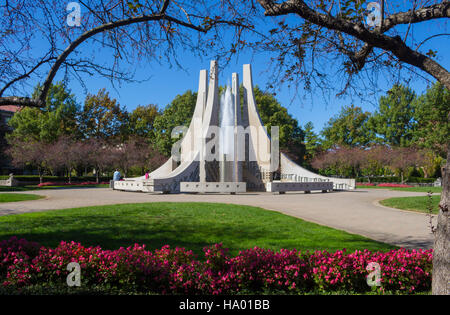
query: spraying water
[{"left": 219, "top": 84, "right": 235, "bottom": 156}]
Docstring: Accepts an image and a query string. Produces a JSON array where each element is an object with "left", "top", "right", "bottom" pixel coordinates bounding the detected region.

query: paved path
[{"left": 0, "top": 188, "right": 436, "bottom": 249}]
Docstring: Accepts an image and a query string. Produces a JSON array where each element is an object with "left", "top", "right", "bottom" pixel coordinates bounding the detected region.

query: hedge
[
  {"left": 356, "top": 177, "right": 436, "bottom": 184},
  {"left": 1, "top": 237, "right": 432, "bottom": 295}
]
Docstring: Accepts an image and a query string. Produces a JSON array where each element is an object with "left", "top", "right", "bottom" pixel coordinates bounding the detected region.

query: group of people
[{"left": 112, "top": 169, "right": 150, "bottom": 181}]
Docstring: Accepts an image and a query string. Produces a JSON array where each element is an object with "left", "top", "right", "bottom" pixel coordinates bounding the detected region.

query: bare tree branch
[{"left": 257, "top": 0, "right": 450, "bottom": 89}]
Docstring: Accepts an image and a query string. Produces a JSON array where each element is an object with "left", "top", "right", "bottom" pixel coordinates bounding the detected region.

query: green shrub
[{"left": 356, "top": 176, "right": 436, "bottom": 184}]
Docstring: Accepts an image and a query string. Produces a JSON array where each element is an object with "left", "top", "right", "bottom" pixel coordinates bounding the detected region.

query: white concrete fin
[{"left": 243, "top": 64, "right": 272, "bottom": 171}]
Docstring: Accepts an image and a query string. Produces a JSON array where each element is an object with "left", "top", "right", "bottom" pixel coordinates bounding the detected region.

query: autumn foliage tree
[
  {"left": 6, "top": 140, "right": 51, "bottom": 183},
  {"left": 110, "top": 137, "right": 164, "bottom": 177},
  {"left": 311, "top": 145, "right": 428, "bottom": 181},
  {"left": 79, "top": 89, "right": 129, "bottom": 141},
  {"left": 388, "top": 147, "right": 423, "bottom": 184}
]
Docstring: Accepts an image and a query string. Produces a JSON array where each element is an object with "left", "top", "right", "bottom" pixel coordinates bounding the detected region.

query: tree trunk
[
  {"left": 96, "top": 168, "right": 100, "bottom": 184},
  {"left": 432, "top": 146, "right": 449, "bottom": 295},
  {"left": 38, "top": 167, "right": 43, "bottom": 184}
]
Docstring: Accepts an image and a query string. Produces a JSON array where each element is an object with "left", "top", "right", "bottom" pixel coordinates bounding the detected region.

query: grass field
[
  {"left": 0, "top": 202, "right": 395, "bottom": 255},
  {"left": 0, "top": 184, "right": 109, "bottom": 192},
  {"left": 380, "top": 195, "right": 440, "bottom": 214},
  {"left": 0, "top": 193, "right": 44, "bottom": 203},
  {"left": 356, "top": 185, "right": 442, "bottom": 193}
]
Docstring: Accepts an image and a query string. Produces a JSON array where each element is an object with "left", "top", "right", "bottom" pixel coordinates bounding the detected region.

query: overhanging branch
[
  {"left": 257, "top": 0, "right": 450, "bottom": 89},
  {"left": 38, "top": 12, "right": 208, "bottom": 104}
]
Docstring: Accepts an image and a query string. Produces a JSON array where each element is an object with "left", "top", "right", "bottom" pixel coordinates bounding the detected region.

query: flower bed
[
  {"left": 0, "top": 237, "right": 432, "bottom": 294},
  {"left": 37, "top": 181, "right": 109, "bottom": 187},
  {"left": 377, "top": 183, "right": 413, "bottom": 188}
]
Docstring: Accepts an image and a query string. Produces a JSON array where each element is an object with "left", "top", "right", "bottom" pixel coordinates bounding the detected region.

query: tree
[
  {"left": 303, "top": 121, "right": 321, "bottom": 165},
  {"left": 368, "top": 84, "right": 417, "bottom": 147},
  {"left": 254, "top": 1, "right": 450, "bottom": 93},
  {"left": 0, "top": 1, "right": 248, "bottom": 108},
  {"left": 388, "top": 147, "right": 422, "bottom": 184},
  {"left": 128, "top": 104, "right": 161, "bottom": 139},
  {"left": 84, "top": 139, "right": 116, "bottom": 183},
  {"left": 321, "top": 104, "right": 373, "bottom": 149},
  {"left": 147, "top": 148, "right": 167, "bottom": 173},
  {"left": 252, "top": 86, "right": 305, "bottom": 163},
  {"left": 79, "top": 88, "right": 129, "bottom": 141},
  {"left": 47, "top": 136, "right": 86, "bottom": 183},
  {"left": 418, "top": 149, "right": 445, "bottom": 179},
  {"left": 413, "top": 82, "right": 450, "bottom": 158},
  {"left": 433, "top": 147, "right": 449, "bottom": 294},
  {"left": 110, "top": 137, "right": 153, "bottom": 177},
  {"left": 6, "top": 140, "right": 51, "bottom": 183},
  {"left": 153, "top": 90, "right": 197, "bottom": 156},
  {"left": 359, "top": 145, "right": 391, "bottom": 181},
  {"left": 311, "top": 146, "right": 364, "bottom": 177},
  {"left": 6, "top": 83, "right": 80, "bottom": 143}
]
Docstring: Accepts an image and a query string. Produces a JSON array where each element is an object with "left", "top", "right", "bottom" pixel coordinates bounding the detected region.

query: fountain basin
[{"left": 180, "top": 182, "right": 246, "bottom": 193}]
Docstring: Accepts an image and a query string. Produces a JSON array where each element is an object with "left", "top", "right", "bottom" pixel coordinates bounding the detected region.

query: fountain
[
  {"left": 219, "top": 83, "right": 235, "bottom": 183},
  {"left": 112, "top": 61, "right": 355, "bottom": 193}
]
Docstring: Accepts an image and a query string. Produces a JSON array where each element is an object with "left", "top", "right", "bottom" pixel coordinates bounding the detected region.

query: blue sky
[{"left": 13, "top": 1, "right": 450, "bottom": 134}]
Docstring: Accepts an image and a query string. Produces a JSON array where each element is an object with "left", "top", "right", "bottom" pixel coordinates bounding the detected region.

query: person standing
[{"left": 113, "top": 169, "right": 121, "bottom": 181}]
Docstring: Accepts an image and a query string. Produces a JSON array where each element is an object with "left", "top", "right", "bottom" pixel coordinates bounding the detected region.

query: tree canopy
[
  {"left": 368, "top": 84, "right": 417, "bottom": 147},
  {"left": 412, "top": 82, "right": 450, "bottom": 157},
  {"left": 79, "top": 88, "right": 129, "bottom": 141},
  {"left": 153, "top": 90, "right": 198, "bottom": 156},
  {"left": 128, "top": 104, "right": 161, "bottom": 138},
  {"left": 321, "top": 104, "right": 373, "bottom": 149},
  {"left": 7, "top": 83, "right": 80, "bottom": 143}
]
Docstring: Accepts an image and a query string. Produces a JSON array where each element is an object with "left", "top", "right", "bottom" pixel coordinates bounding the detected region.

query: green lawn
[
  {"left": 0, "top": 193, "right": 44, "bottom": 203},
  {"left": 380, "top": 195, "right": 440, "bottom": 214},
  {"left": 0, "top": 184, "right": 109, "bottom": 192},
  {"left": 0, "top": 202, "right": 395, "bottom": 255},
  {"left": 357, "top": 185, "right": 442, "bottom": 193}
]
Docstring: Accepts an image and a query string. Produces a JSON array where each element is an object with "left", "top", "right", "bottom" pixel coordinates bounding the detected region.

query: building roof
[{"left": 0, "top": 105, "right": 22, "bottom": 113}]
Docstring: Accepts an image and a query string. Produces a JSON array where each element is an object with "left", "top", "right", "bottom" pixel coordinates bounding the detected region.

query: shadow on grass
[{"left": 0, "top": 202, "right": 395, "bottom": 256}]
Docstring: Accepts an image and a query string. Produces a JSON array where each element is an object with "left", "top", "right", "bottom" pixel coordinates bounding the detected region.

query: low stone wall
[
  {"left": 112, "top": 180, "right": 152, "bottom": 192},
  {"left": 180, "top": 182, "right": 246, "bottom": 193},
  {"left": 0, "top": 176, "right": 18, "bottom": 187},
  {"left": 266, "top": 181, "right": 333, "bottom": 193}
]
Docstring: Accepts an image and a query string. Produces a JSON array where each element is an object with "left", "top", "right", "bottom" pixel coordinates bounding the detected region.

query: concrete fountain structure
[{"left": 113, "top": 61, "right": 355, "bottom": 193}]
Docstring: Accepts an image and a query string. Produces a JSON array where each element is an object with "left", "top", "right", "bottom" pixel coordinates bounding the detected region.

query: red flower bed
[
  {"left": 377, "top": 183, "right": 413, "bottom": 188},
  {"left": 0, "top": 237, "right": 432, "bottom": 294},
  {"left": 37, "top": 181, "right": 109, "bottom": 187}
]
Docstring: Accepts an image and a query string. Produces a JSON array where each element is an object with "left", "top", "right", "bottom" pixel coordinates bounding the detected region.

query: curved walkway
[{"left": 0, "top": 188, "right": 436, "bottom": 249}]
